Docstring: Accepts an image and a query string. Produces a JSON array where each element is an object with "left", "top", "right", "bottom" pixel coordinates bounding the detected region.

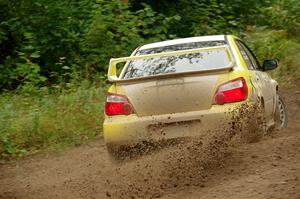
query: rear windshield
[{"left": 122, "top": 41, "right": 230, "bottom": 79}]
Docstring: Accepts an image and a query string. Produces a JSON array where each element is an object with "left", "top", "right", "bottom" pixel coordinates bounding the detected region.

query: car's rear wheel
[
  {"left": 106, "top": 144, "right": 130, "bottom": 161},
  {"left": 106, "top": 142, "right": 152, "bottom": 162},
  {"left": 274, "top": 94, "right": 288, "bottom": 129}
]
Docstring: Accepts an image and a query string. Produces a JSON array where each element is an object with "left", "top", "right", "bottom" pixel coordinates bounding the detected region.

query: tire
[
  {"left": 274, "top": 94, "right": 288, "bottom": 129},
  {"left": 106, "top": 141, "right": 161, "bottom": 162},
  {"left": 106, "top": 144, "right": 128, "bottom": 162},
  {"left": 106, "top": 143, "right": 144, "bottom": 162}
]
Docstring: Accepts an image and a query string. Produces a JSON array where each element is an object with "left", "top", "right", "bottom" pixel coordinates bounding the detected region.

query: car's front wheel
[{"left": 274, "top": 94, "right": 288, "bottom": 129}]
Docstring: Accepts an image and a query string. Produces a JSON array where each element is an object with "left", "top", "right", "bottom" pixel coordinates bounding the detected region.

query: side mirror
[{"left": 262, "top": 59, "right": 278, "bottom": 71}]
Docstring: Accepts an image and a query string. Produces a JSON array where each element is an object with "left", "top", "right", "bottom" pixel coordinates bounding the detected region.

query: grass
[{"left": 0, "top": 81, "right": 107, "bottom": 158}]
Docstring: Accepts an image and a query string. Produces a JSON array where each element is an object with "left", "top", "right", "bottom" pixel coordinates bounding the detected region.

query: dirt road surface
[{"left": 1, "top": 86, "right": 299, "bottom": 199}]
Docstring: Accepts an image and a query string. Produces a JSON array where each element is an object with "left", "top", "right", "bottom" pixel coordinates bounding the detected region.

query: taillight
[
  {"left": 214, "top": 77, "right": 248, "bottom": 105},
  {"left": 105, "top": 93, "right": 134, "bottom": 116}
]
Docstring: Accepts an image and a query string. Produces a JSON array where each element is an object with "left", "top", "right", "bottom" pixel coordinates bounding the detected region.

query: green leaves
[
  {"left": 82, "top": 0, "right": 179, "bottom": 74},
  {"left": 0, "top": 0, "right": 299, "bottom": 93},
  {"left": 0, "top": 0, "right": 96, "bottom": 92}
]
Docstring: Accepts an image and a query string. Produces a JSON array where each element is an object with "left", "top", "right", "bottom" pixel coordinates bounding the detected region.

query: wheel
[
  {"left": 106, "top": 144, "right": 128, "bottom": 162},
  {"left": 106, "top": 141, "right": 159, "bottom": 162},
  {"left": 274, "top": 94, "right": 288, "bottom": 129},
  {"left": 106, "top": 143, "right": 143, "bottom": 162}
]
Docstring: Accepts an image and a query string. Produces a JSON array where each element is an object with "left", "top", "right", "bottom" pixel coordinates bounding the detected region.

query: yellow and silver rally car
[{"left": 103, "top": 35, "right": 287, "bottom": 156}]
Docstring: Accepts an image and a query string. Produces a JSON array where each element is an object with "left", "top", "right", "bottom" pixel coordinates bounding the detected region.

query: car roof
[{"left": 139, "top": 35, "right": 226, "bottom": 50}]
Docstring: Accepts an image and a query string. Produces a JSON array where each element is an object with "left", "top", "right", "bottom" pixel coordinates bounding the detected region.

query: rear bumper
[{"left": 103, "top": 103, "right": 244, "bottom": 145}]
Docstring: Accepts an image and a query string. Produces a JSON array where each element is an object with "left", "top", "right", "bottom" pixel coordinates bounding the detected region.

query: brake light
[
  {"left": 105, "top": 93, "right": 133, "bottom": 116},
  {"left": 214, "top": 77, "right": 248, "bottom": 105}
]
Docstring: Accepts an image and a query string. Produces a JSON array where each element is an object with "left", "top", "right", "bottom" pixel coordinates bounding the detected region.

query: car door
[{"left": 235, "top": 40, "right": 275, "bottom": 121}]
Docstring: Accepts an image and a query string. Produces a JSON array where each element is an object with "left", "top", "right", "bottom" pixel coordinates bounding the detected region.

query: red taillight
[
  {"left": 214, "top": 77, "right": 248, "bottom": 105},
  {"left": 105, "top": 93, "right": 134, "bottom": 116}
]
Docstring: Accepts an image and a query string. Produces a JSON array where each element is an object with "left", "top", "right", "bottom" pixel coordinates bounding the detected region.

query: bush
[
  {"left": 81, "top": 1, "right": 180, "bottom": 76},
  {"left": 244, "top": 28, "right": 300, "bottom": 84},
  {"left": 0, "top": 0, "right": 179, "bottom": 92}
]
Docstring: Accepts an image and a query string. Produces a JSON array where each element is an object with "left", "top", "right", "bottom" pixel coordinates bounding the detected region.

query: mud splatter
[{"left": 105, "top": 103, "right": 267, "bottom": 198}]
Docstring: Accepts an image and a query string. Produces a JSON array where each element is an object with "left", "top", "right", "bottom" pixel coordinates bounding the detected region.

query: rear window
[{"left": 122, "top": 41, "right": 230, "bottom": 79}]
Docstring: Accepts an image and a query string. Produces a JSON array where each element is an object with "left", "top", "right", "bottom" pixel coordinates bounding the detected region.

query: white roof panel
[{"left": 139, "top": 35, "right": 226, "bottom": 50}]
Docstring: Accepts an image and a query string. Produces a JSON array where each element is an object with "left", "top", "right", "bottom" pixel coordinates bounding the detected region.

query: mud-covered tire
[
  {"left": 106, "top": 141, "right": 165, "bottom": 162},
  {"left": 106, "top": 143, "right": 146, "bottom": 162},
  {"left": 275, "top": 94, "right": 288, "bottom": 129},
  {"left": 106, "top": 144, "right": 128, "bottom": 162}
]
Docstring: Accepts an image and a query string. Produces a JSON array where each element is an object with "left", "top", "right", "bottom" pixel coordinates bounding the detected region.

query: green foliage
[
  {"left": 0, "top": 81, "right": 106, "bottom": 158},
  {"left": 0, "top": 0, "right": 178, "bottom": 91},
  {"left": 0, "top": 0, "right": 97, "bottom": 91},
  {"left": 244, "top": 28, "right": 300, "bottom": 84},
  {"left": 258, "top": 0, "right": 300, "bottom": 36},
  {"left": 130, "top": 0, "right": 272, "bottom": 36},
  {"left": 1, "top": 0, "right": 299, "bottom": 92},
  {"left": 81, "top": 1, "right": 179, "bottom": 75}
]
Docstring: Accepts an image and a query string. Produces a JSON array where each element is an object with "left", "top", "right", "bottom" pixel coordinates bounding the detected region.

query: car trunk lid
[{"left": 117, "top": 70, "right": 230, "bottom": 116}]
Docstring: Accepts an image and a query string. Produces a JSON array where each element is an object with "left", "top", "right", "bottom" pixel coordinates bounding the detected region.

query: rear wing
[{"left": 108, "top": 45, "right": 234, "bottom": 82}]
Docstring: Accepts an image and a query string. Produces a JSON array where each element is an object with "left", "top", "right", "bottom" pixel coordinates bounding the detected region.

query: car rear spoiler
[{"left": 108, "top": 45, "right": 234, "bottom": 82}]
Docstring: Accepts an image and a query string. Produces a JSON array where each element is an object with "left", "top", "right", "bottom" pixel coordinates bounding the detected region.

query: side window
[
  {"left": 236, "top": 41, "right": 255, "bottom": 69},
  {"left": 236, "top": 40, "right": 260, "bottom": 70}
]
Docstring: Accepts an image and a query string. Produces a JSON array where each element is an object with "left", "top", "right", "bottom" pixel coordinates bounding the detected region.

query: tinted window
[{"left": 123, "top": 41, "right": 230, "bottom": 79}]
